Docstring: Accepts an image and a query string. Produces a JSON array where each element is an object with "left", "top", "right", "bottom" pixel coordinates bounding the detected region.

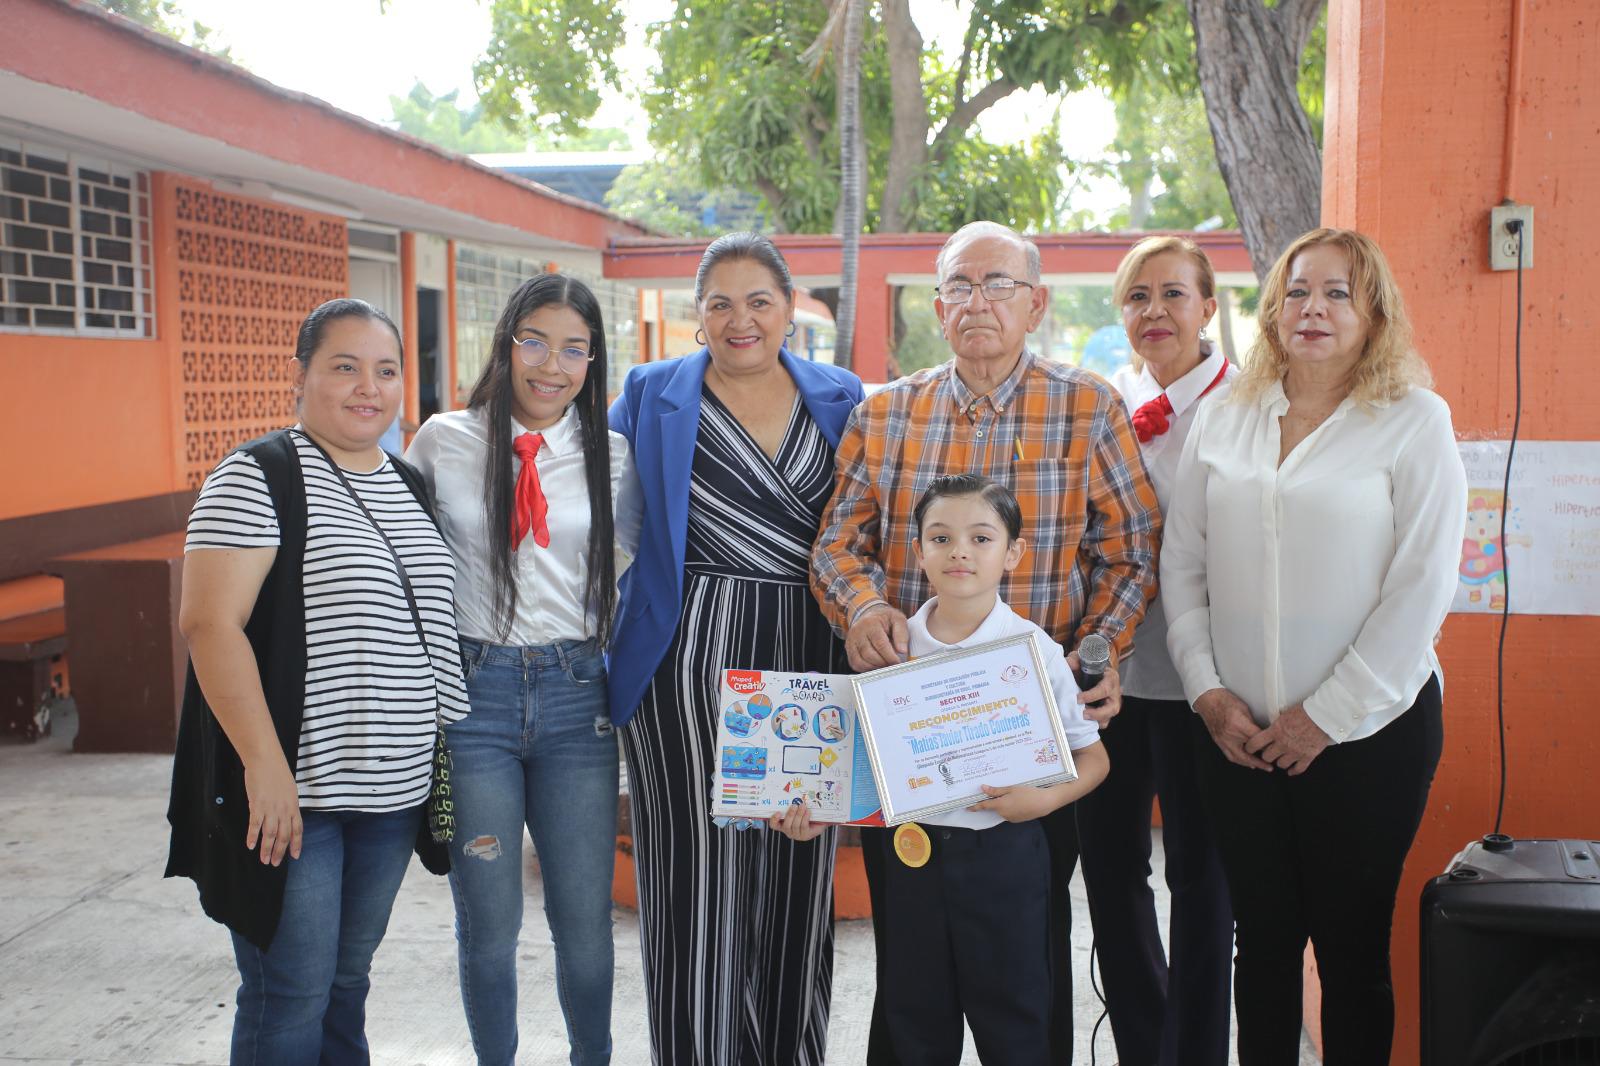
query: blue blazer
[{"left": 606, "top": 347, "right": 865, "bottom": 726}]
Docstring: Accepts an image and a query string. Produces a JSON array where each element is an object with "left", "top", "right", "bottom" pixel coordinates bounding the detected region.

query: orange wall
[
  {"left": 1324, "top": 1, "right": 1598, "bottom": 1061},
  {"left": 0, "top": 333, "right": 178, "bottom": 519}
]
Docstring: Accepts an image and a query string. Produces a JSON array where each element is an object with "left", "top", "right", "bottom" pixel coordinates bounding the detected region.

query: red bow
[
  {"left": 1131, "top": 394, "right": 1174, "bottom": 443},
  {"left": 1131, "top": 359, "right": 1231, "bottom": 444},
  {"left": 512, "top": 433, "right": 549, "bottom": 549}
]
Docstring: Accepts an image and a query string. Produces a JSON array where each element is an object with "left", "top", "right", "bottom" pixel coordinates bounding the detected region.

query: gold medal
[{"left": 893, "top": 822, "right": 932, "bottom": 868}]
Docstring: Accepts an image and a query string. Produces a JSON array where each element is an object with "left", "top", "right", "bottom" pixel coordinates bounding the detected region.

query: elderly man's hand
[
  {"left": 1066, "top": 649, "right": 1122, "bottom": 727},
  {"left": 1244, "top": 704, "right": 1331, "bottom": 776},
  {"left": 1193, "top": 688, "right": 1273, "bottom": 770},
  {"left": 845, "top": 604, "right": 909, "bottom": 671}
]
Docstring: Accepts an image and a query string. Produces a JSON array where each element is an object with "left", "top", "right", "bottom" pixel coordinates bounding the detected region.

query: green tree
[
  {"left": 471, "top": 0, "right": 1179, "bottom": 236},
  {"left": 389, "top": 83, "right": 527, "bottom": 154},
  {"left": 474, "top": 0, "right": 628, "bottom": 142},
  {"left": 603, "top": 161, "right": 769, "bottom": 235},
  {"left": 389, "top": 82, "right": 634, "bottom": 155},
  {"left": 96, "top": 0, "right": 232, "bottom": 59}
]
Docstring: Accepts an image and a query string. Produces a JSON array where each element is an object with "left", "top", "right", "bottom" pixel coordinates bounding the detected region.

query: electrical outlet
[{"left": 1489, "top": 203, "right": 1534, "bottom": 271}]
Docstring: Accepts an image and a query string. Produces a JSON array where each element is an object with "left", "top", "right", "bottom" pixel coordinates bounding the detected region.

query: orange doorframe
[{"left": 400, "top": 231, "right": 420, "bottom": 435}]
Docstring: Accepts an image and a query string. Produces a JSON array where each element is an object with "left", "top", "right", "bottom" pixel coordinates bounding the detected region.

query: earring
[
  {"left": 695, "top": 328, "right": 707, "bottom": 347},
  {"left": 786, "top": 322, "right": 797, "bottom": 338},
  {"left": 1199, "top": 327, "right": 1208, "bottom": 340}
]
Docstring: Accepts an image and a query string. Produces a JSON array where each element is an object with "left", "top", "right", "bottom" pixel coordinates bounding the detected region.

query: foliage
[
  {"left": 473, "top": 0, "right": 628, "bottom": 140},
  {"left": 389, "top": 83, "right": 527, "bottom": 153},
  {"left": 473, "top": 0, "right": 1176, "bottom": 235},
  {"left": 388, "top": 82, "right": 634, "bottom": 154},
  {"left": 603, "top": 161, "right": 769, "bottom": 235},
  {"left": 96, "top": 0, "right": 232, "bottom": 60}
]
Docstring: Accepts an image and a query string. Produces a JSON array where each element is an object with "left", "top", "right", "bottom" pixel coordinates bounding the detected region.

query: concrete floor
[{"left": 0, "top": 705, "right": 1318, "bottom": 1065}]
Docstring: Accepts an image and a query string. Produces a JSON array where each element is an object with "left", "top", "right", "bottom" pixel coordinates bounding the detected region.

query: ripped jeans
[{"left": 446, "top": 637, "right": 618, "bottom": 1066}]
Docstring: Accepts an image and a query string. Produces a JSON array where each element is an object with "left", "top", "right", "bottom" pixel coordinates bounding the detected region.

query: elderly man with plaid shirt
[{"left": 812, "top": 220, "right": 1162, "bottom": 1064}]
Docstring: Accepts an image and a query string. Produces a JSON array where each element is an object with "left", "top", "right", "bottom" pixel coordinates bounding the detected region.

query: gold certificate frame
[{"left": 850, "top": 633, "right": 1078, "bottom": 826}]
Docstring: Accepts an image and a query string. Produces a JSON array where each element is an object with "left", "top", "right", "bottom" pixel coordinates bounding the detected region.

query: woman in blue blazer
[{"left": 608, "top": 232, "right": 864, "bottom": 1065}]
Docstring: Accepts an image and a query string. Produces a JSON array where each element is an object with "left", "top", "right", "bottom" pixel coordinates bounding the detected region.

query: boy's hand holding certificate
[{"left": 707, "top": 634, "right": 1078, "bottom": 826}]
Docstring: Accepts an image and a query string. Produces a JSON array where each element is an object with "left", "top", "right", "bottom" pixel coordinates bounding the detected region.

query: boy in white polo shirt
[{"left": 776, "top": 474, "right": 1108, "bottom": 1064}]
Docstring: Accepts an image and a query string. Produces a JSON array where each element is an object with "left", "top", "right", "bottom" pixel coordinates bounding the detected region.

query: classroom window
[{"left": 0, "top": 137, "right": 153, "bottom": 337}]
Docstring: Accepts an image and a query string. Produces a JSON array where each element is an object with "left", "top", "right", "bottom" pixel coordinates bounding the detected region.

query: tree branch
[
  {"left": 753, "top": 176, "right": 790, "bottom": 232},
  {"left": 953, "top": 9, "right": 981, "bottom": 107},
  {"left": 1275, "top": 0, "right": 1326, "bottom": 57},
  {"left": 932, "top": 76, "right": 1018, "bottom": 157}
]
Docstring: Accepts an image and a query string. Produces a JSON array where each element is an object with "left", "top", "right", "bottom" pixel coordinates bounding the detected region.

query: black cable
[
  {"left": 1088, "top": 936, "right": 1109, "bottom": 1065},
  {"left": 1492, "top": 220, "right": 1524, "bottom": 837}
]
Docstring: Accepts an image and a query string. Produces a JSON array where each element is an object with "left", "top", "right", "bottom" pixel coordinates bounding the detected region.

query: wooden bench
[{"left": 0, "top": 606, "right": 66, "bottom": 740}]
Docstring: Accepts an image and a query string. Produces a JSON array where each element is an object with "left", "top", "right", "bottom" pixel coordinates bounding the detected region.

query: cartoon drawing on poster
[{"left": 1452, "top": 441, "right": 1600, "bottom": 616}]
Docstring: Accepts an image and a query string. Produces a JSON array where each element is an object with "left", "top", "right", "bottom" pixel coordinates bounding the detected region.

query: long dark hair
[{"left": 466, "top": 274, "right": 617, "bottom": 645}]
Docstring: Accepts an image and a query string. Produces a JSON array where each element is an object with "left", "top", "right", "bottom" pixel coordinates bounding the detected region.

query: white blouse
[
  {"left": 405, "top": 405, "right": 643, "bottom": 647},
  {"left": 1161, "top": 380, "right": 1467, "bottom": 743},
  {"left": 1109, "top": 345, "right": 1236, "bottom": 701}
]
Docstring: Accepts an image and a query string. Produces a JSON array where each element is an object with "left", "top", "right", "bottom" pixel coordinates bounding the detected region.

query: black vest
[{"left": 164, "top": 429, "right": 449, "bottom": 950}]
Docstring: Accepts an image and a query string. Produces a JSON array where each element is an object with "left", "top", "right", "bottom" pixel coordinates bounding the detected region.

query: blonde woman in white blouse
[{"left": 1161, "top": 228, "right": 1466, "bottom": 1065}]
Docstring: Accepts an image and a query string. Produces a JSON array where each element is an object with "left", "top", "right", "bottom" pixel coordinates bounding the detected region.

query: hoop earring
[
  {"left": 1199, "top": 326, "right": 1209, "bottom": 340},
  {"left": 695, "top": 328, "right": 707, "bottom": 347},
  {"left": 786, "top": 322, "right": 797, "bottom": 338}
]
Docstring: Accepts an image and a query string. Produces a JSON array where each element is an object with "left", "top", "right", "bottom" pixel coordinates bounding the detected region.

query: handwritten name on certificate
[{"left": 851, "top": 633, "right": 1078, "bottom": 826}]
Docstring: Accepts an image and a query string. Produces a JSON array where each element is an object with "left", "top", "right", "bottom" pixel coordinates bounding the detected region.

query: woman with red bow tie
[
  {"left": 405, "top": 274, "right": 642, "bottom": 1066},
  {"left": 1078, "top": 235, "right": 1237, "bottom": 1066}
]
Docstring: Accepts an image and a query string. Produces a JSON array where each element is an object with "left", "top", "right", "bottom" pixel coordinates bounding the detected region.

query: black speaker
[{"left": 1421, "top": 836, "right": 1600, "bottom": 1065}]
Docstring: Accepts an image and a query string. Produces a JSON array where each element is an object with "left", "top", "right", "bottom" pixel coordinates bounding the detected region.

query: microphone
[{"left": 1074, "top": 633, "right": 1111, "bottom": 709}]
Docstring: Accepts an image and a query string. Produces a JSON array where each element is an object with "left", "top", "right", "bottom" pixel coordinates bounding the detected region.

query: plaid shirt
[{"left": 811, "top": 350, "right": 1161, "bottom": 658}]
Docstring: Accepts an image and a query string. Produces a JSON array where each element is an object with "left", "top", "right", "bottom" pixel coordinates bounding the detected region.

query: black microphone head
[{"left": 1077, "top": 633, "right": 1111, "bottom": 673}]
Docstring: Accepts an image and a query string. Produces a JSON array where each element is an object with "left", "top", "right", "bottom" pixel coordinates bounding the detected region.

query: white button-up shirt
[
  {"left": 1109, "top": 344, "right": 1236, "bottom": 701},
  {"left": 1161, "top": 381, "right": 1467, "bottom": 743},
  {"left": 406, "top": 405, "right": 643, "bottom": 646}
]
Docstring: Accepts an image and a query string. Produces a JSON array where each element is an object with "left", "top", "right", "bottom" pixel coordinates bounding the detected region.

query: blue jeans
[
  {"left": 447, "top": 637, "right": 618, "bottom": 1066},
  {"left": 229, "top": 804, "right": 420, "bottom": 1066}
]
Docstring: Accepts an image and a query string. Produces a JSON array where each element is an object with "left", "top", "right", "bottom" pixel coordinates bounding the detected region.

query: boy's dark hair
[{"left": 913, "top": 474, "right": 1023, "bottom": 542}]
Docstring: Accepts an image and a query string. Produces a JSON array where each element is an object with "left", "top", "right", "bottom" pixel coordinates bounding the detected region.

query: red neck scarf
[
  {"left": 1130, "top": 358, "right": 1229, "bottom": 444},
  {"left": 512, "top": 433, "right": 550, "bottom": 549}
]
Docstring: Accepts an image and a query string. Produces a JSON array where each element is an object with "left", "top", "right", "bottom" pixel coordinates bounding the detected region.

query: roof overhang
[
  {"left": 604, "top": 232, "right": 1257, "bottom": 289},
  {"left": 1, "top": 0, "right": 656, "bottom": 256}
]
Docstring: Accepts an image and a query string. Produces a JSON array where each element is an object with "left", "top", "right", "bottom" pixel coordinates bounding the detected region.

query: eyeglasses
[
  {"left": 935, "top": 276, "right": 1036, "bottom": 304},
  {"left": 512, "top": 335, "right": 594, "bottom": 373}
]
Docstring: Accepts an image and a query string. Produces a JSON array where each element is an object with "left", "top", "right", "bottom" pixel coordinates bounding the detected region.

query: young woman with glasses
[{"left": 405, "top": 274, "right": 641, "bottom": 1066}]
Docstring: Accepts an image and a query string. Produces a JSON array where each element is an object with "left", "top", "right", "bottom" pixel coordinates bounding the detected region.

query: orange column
[
  {"left": 399, "top": 231, "right": 420, "bottom": 433},
  {"left": 1323, "top": 2, "right": 1599, "bottom": 1063},
  {"left": 852, "top": 269, "right": 892, "bottom": 384},
  {"left": 150, "top": 171, "right": 185, "bottom": 493},
  {"left": 445, "top": 239, "right": 459, "bottom": 411}
]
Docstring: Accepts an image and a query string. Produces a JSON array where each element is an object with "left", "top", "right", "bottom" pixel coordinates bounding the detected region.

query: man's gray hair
[{"left": 934, "top": 221, "right": 1042, "bottom": 285}]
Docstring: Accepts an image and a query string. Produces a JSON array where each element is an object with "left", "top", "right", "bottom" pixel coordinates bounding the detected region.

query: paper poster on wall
[{"left": 1453, "top": 440, "right": 1600, "bottom": 616}]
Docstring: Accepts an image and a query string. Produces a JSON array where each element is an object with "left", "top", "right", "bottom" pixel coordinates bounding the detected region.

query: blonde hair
[
  {"left": 1234, "top": 228, "right": 1432, "bottom": 405},
  {"left": 1113, "top": 235, "right": 1217, "bottom": 373}
]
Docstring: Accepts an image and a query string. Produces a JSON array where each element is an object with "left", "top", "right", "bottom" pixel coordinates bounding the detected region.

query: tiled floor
[{"left": 0, "top": 706, "right": 1317, "bottom": 1065}]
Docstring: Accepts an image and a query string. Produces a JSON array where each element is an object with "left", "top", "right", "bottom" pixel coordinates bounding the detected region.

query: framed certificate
[{"left": 851, "top": 633, "right": 1077, "bottom": 826}]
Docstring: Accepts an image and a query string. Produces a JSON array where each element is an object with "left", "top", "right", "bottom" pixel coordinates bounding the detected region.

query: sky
[{"left": 174, "top": 0, "right": 1125, "bottom": 217}]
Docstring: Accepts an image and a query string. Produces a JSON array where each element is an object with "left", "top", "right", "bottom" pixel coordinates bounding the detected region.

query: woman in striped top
[
  {"left": 166, "top": 298, "right": 470, "bottom": 1066},
  {"left": 405, "top": 274, "right": 641, "bottom": 1066}
]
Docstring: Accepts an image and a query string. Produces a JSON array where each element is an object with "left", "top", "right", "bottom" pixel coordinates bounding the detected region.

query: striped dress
[
  {"left": 185, "top": 431, "right": 470, "bottom": 811},
  {"left": 620, "top": 388, "right": 847, "bottom": 1065}
]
